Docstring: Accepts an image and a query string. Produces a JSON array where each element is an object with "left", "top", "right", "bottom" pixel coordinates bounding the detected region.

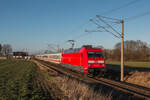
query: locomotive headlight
[
  {"left": 98, "top": 61, "right": 104, "bottom": 63},
  {"left": 88, "top": 60, "right": 95, "bottom": 63},
  {"left": 101, "top": 64, "right": 105, "bottom": 66}
]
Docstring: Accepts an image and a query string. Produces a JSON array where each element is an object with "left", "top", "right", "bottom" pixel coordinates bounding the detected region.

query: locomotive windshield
[{"left": 87, "top": 52, "right": 103, "bottom": 58}]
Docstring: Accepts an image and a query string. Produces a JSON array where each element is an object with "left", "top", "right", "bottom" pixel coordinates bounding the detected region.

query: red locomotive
[
  {"left": 36, "top": 45, "right": 106, "bottom": 75},
  {"left": 61, "top": 45, "right": 105, "bottom": 75}
]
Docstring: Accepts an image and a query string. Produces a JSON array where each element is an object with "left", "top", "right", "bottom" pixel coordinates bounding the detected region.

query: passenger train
[{"left": 36, "top": 45, "right": 106, "bottom": 75}]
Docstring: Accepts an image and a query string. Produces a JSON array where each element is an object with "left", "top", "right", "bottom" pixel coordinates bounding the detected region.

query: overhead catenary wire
[
  {"left": 57, "top": 0, "right": 142, "bottom": 49},
  {"left": 70, "top": 0, "right": 141, "bottom": 41},
  {"left": 102, "top": 0, "right": 141, "bottom": 15},
  {"left": 96, "top": 15, "right": 121, "bottom": 37},
  {"left": 94, "top": 17, "right": 119, "bottom": 29},
  {"left": 90, "top": 0, "right": 141, "bottom": 28},
  {"left": 65, "top": 0, "right": 141, "bottom": 40},
  {"left": 89, "top": 15, "right": 128, "bottom": 40},
  {"left": 90, "top": 19, "right": 120, "bottom": 39},
  {"left": 87, "top": 0, "right": 142, "bottom": 38},
  {"left": 90, "top": 19, "right": 107, "bottom": 30},
  {"left": 125, "top": 10, "right": 150, "bottom": 22},
  {"left": 72, "top": 31, "right": 93, "bottom": 40},
  {"left": 85, "top": 30, "right": 103, "bottom": 32},
  {"left": 96, "top": 15, "right": 120, "bottom": 21}
]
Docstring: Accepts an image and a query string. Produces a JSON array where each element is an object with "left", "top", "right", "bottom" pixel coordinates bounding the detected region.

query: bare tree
[
  {"left": 2, "top": 44, "right": 12, "bottom": 56},
  {"left": 0, "top": 44, "right": 2, "bottom": 56},
  {"left": 103, "top": 49, "right": 113, "bottom": 60},
  {"left": 111, "top": 40, "right": 150, "bottom": 61}
]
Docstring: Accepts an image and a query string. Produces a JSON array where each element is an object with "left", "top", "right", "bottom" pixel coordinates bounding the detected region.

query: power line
[
  {"left": 59, "top": 0, "right": 141, "bottom": 47},
  {"left": 96, "top": 15, "right": 120, "bottom": 21},
  {"left": 125, "top": 10, "right": 150, "bottom": 22},
  {"left": 85, "top": 29, "right": 103, "bottom": 33},
  {"left": 93, "top": 16, "right": 129, "bottom": 38},
  {"left": 79, "top": 9, "right": 150, "bottom": 41},
  {"left": 73, "top": 32, "right": 93, "bottom": 40},
  {"left": 90, "top": 19, "right": 106, "bottom": 30},
  {"left": 70, "top": 0, "right": 140, "bottom": 41},
  {"left": 90, "top": 18, "right": 120, "bottom": 39},
  {"left": 72, "top": 16, "right": 121, "bottom": 40},
  {"left": 96, "top": 15, "right": 121, "bottom": 37},
  {"left": 102, "top": 0, "right": 141, "bottom": 15},
  {"left": 93, "top": 16, "right": 119, "bottom": 26}
]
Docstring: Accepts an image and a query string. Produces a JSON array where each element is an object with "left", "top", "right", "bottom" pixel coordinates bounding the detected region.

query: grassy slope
[{"left": 0, "top": 59, "right": 46, "bottom": 100}]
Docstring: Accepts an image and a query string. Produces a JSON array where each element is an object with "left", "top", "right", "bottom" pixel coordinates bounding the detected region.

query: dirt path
[
  {"left": 32, "top": 60, "right": 114, "bottom": 100},
  {"left": 32, "top": 60, "right": 66, "bottom": 100},
  {"left": 32, "top": 60, "right": 58, "bottom": 76},
  {"left": 33, "top": 60, "right": 147, "bottom": 100}
]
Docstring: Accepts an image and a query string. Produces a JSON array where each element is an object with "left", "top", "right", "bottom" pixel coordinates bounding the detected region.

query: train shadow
[
  {"left": 106, "top": 64, "right": 150, "bottom": 72},
  {"left": 104, "top": 64, "right": 150, "bottom": 81}
]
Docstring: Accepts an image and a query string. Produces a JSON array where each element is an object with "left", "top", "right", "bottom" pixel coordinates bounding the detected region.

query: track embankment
[
  {"left": 33, "top": 60, "right": 113, "bottom": 100},
  {"left": 34, "top": 59, "right": 150, "bottom": 100}
]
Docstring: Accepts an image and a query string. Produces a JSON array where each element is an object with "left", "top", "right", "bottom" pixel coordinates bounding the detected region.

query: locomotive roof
[
  {"left": 64, "top": 47, "right": 102, "bottom": 53},
  {"left": 64, "top": 48, "right": 81, "bottom": 53}
]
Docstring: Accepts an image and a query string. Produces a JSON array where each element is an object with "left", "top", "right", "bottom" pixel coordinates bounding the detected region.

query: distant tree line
[
  {"left": 103, "top": 40, "right": 150, "bottom": 61},
  {"left": 0, "top": 44, "right": 12, "bottom": 56}
]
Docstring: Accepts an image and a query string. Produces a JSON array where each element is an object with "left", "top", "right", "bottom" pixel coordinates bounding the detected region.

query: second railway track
[{"left": 35, "top": 59, "right": 150, "bottom": 100}]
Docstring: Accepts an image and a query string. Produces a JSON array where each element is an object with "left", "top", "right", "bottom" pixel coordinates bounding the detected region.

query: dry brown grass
[
  {"left": 34, "top": 60, "right": 147, "bottom": 100},
  {"left": 53, "top": 76, "right": 112, "bottom": 100},
  {"left": 125, "top": 71, "right": 150, "bottom": 88},
  {"left": 34, "top": 60, "right": 112, "bottom": 100}
]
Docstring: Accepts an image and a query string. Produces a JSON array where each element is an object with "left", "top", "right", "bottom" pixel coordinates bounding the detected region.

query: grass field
[
  {"left": 0, "top": 59, "right": 47, "bottom": 100},
  {"left": 106, "top": 61, "right": 150, "bottom": 68},
  {"left": 1, "top": 59, "right": 149, "bottom": 100}
]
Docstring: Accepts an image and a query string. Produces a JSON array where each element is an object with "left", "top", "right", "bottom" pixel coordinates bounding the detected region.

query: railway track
[{"left": 35, "top": 59, "right": 150, "bottom": 100}]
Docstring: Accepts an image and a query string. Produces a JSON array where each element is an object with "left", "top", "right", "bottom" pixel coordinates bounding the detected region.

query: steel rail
[
  {"left": 90, "top": 77, "right": 150, "bottom": 99},
  {"left": 35, "top": 59, "right": 150, "bottom": 100}
]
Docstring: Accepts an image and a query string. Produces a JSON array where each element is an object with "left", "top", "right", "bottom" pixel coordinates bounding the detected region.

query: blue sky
[{"left": 0, "top": 0, "right": 150, "bottom": 53}]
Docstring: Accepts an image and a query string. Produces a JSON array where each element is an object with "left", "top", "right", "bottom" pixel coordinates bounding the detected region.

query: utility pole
[
  {"left": 120, "top": 20, "right": 124, "bottom": 81},
  {"left": 89, "top": 16, "right": 125, "bottom": 81}
]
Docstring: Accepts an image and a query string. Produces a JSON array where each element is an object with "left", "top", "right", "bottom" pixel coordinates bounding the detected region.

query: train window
[
  {"left": 43, "top": 56, "right": 48, "bottom": 58},
  {"left": 87, "top": 52, "right": 103, "bottom": 58},
  {"left": 64, "top": 48, "right": 81, "bottom": 53}
]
